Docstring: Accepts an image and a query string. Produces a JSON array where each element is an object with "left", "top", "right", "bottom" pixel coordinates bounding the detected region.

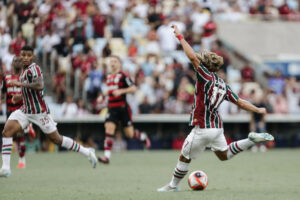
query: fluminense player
[
  {"left": 1, "top": 56, "right": 36, "bottom": 169},
  {"left": 0, "top": 46, "right": 97, "bottom": 177},
  {"left": 157, "top": 25, "right": 274, "bottom": 192},
  {"left": 97, "top": 55, "right": 151, "bottom": 164}
]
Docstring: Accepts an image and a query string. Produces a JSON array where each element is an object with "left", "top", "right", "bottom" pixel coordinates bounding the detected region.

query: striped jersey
[
  {"left": 106, "top": 71, "right": 134, "bottom": 108},
  {"left": 189, "top": 62, "right": 239, "bottom": 128},
  {"left": 20, "top": 63, "right": 50, "bottom": 114},
  {"left": 1, "top": 73, "right": 23, "bottom": 112}
]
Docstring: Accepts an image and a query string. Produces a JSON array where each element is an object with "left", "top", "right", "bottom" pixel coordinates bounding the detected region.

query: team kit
[{"left": 0, "top": 26, "right": 274, "bottom": 192}]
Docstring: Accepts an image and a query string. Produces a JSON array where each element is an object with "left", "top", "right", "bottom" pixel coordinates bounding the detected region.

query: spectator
[
  {"left": 62, "top": 96, "right": 78, "bottom": 117},
  {"left": 157, "top": 19, "right": 177, "bottom": 53},
  {"left": 10, "top": 31, "right": 26, "bottom": 56},
  {"left": 92, "top": 7, "right": 107, "bottom": 38},
  {"left": 77, "top": 99, "right": 89, "bottom": 116},
  {"left": 241, "top": 62, "right": 255, "bottom": 82}
]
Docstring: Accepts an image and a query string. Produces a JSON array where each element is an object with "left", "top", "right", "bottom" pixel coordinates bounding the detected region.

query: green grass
[{"left": 0, "top": 149, "right": 300, "bottom": 200}]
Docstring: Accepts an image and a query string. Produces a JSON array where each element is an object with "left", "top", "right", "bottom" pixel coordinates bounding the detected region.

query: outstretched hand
[{"left": 171, "top": 24, "right": 180, "bottom": 37}]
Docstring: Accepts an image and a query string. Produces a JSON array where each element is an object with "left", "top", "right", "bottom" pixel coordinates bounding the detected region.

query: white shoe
[
  {"left": 157, "top": 184, "right": 179, "bottom": 192},
  {"left": 0, "top": 168, "right": 11, "bottom": 177},
  {"left": 88, "top": 148, "right": 97, "bottom": 168},
  {"left": 248, "top": 132, "right": 274, "bottom": 143}
]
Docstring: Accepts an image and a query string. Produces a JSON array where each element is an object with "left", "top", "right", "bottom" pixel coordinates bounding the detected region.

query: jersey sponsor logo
[{"left": 7, "top": 87, "right": 22, "bottom": 93}]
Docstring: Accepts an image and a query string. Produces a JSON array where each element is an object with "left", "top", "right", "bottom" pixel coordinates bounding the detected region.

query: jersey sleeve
[
  {"left": 123, "top": 73, "right": 134, "bottom": 87},
  {"left": 225, "top": 85, "right": 239, "bottom": 103},
  {"left": 31, "top": 64, "right": 43, "bottom": 79},
  {"left": 194, "top": 62, "right": 212, "bottom": 82}
]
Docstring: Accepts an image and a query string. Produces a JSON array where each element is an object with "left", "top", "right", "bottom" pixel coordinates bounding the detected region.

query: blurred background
[{"left": 0, "top": 0, "right": 300, "bottom": 153}]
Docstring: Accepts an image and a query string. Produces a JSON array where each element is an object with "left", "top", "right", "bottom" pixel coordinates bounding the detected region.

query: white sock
[
  {"left": 104, "top": 150, "right": 111, "bottom": 159},
  {"left": 227, "top": 138, "right": 254, "bottom": 160},
  {"left": 2, "top": 137, "right": 13, "bottom": 170},
  {"left": 169, "top": 160, "right": 190, "bottom": 188},
  {"left": 19, "top": 157, "right": 26, "bottom": 164},
  {"left": 61, "top": 136, "right": 90, "bottom": 157}
]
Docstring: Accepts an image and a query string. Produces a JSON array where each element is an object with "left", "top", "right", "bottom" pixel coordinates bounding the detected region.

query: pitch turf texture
[{"left": 1, "top": 149, "right": 299, "bottom": 200}]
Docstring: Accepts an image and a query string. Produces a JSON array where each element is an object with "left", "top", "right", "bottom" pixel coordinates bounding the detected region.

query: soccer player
[
  {"left": 0, "top": 46, "right": 97, "bottom": 177},
  {"left": 157, "top": 25, "right": 274, "bottom": 192},
  {"left": 1, "top": 56, "right": 36, "bottom": 169},
  {"left": 97, "top": 55, "right": 151, "bottom": 164}
]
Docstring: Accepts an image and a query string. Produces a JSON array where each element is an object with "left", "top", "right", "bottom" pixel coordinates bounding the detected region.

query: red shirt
[
  {"left": 92, "top": 14, "right": 106, "bottom": 37},
  {"left": 10, "top": 39, "right": 26, "bottom": 56},
  {"left": 106, "top": 71, "right": 134, "bottom": 108},
  {"left": 1, "top": 73, "right": 23, "bottom": 112}
]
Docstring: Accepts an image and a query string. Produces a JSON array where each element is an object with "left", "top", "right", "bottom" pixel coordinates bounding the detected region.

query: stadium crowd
[{"left": 0, "top": 0, "right": 299, "bottom": 119}]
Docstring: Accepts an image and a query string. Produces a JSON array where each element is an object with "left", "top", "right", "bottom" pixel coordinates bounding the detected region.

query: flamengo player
[
  {"left": 1, "top": 56, "right": 36, "bottom": 169},
  {"left": 157, "top": 25, "right": 274, "bottom": 191},
  {"left": 97, "top": 55, "right": 150, "bottom": 164},
  {"left": 0, "top": 46, "right": 97, "bottom": 177}
]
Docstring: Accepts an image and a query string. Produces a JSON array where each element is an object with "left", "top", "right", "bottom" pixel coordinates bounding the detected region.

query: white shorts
[
  {"left": 181, "top": 126, "right": 228, "bottom": 160},
  {"left": 8, "top": 109, "right": 57, "bottom": 134}
]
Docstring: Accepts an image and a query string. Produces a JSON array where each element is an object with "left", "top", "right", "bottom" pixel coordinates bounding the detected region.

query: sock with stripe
[
  {"left": 61, "top": 136, "right": 89, "bottom": 157},
  {"left": 227, "top": 139, "right": 254, "bottom": 160},
  {"left": 104, "top": 134, "right": 114, "bottom": 159},
  {"left": 1, "top": 137, "right": 13, "bottom": 170},
  {"left": 169, "top": 160, "right": 189, "bottom": 188},
  {"left": 17, "top": 137, "right": 26, "bottom": 159}
]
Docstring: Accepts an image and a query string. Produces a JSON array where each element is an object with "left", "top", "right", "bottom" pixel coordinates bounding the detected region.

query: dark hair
[
  {"left": 110, "top": 55, "right": 122, "bottom": 63},
  {"left": 21, "top": 46, "right": 34, "bottom": 52}
]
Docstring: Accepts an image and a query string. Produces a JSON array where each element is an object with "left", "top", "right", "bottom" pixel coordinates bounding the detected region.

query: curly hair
[{"left": 195, "top": 50, "right": 224, "bottom": 72}]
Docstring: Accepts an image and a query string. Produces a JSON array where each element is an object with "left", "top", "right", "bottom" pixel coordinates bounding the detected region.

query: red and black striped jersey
[
  {"left": 106, "top": 71, "right": 134, "bottom": 108},
  {"left": 1, "top": 73, "right": 23, "bottom": 112},
  {"left": 20, "top": 63, "right": 50, "bottom": 114},
  {"left": 189, "top": 62, "right": 239, "bottom": 128}
]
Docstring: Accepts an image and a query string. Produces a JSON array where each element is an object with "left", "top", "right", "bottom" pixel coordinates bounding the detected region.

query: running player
[
  {"left": 97, "top": 55, "right": 151, "bottom": 164},
  {"left": 157, "top": 25, "right": 274, "bottom": 192},
  {"left": 1, "top": 56, "right": 36, "bottom": 169},
  {"left": 0, "top": 46, "right": 97, "bottom": 177}
]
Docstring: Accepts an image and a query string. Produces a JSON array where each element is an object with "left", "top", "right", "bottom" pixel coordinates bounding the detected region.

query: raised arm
[
  {"left": 171, "top": 25, "right": 200, "bottom": 68},
  {"left": 235, "top": 98, "right": 266, "bottom": 114}
]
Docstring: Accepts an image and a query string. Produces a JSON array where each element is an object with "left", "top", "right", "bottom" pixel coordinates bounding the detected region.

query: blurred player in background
[
  {"left": 0, "top": 46, "right": 97, "bottom": 177},
  {"left": 97, "top": 55, "right": 151, "bottom": 164},
  {"left": 1, "top": 56, "right": 36, "bottom": 169},
  {"left": 157, "top": 25, "right": 274, "bottom": 192}
]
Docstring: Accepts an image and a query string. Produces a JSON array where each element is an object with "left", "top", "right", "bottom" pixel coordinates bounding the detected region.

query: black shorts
[{"left": 105, "top": 105, "right": 133, "bottom": 127}]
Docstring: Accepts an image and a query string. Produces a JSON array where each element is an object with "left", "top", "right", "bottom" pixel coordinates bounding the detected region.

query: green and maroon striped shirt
[
  {"left": 189, "top": 63, "right": 239, "bottom": 128},
  {"left": 20, "top": 63, "right": 49, "bottom": 114}
]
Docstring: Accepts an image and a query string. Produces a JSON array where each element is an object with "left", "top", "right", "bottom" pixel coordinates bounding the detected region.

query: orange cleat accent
[{"left": 17, "top": 162, "right": 26, "bottom": 169}]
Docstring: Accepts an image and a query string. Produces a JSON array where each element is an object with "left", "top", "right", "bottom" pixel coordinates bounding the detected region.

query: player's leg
[
  {"left": 29, "top": 114, "right": 97, "bottom": 168},
  {"left": 1, "top": 110, "right": 29, "bottom": 177},
  {"left": 214, "top": 131, "right": 274, "bottom": 161},
  {"left": 158, "top": 127, "right": 207, "bottom": 192},
  {"left": 123, "top": 105, "right": 151, "bottom": 148},
  {"left": 16, "top": 133, "right": 26, "bottom": 169},
  {"left": 98, "top": 122, "right": 117, "bottom": 164}
]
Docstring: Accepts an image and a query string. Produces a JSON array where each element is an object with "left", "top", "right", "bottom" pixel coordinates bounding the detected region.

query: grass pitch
[{"left": 0, "top": 149, "right": 300, "bottom": 200}]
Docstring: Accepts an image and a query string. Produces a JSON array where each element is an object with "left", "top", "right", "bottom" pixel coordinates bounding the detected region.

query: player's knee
[{"left": 179, "top": 154, "right": 191, "bottom": 163}]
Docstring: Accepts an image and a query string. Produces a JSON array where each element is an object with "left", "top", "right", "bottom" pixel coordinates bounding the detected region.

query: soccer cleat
[
  {"left": 0, "top": 168, "right": 11, "bottom": 177},
  {"left": 98, "top": 156, "right": 110, "bottom": 164},
  {"left": 17, "top": 162, "right": 26, "bottom": 169},
  {"left": 88, "top": 148, "right": 97, "bottom": 168},
  {"left": 248, "top": 132, "right": 274, "bottom": 143},
  {"left": 157, "top": 184, "right": 179, "bottom": 192}
]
